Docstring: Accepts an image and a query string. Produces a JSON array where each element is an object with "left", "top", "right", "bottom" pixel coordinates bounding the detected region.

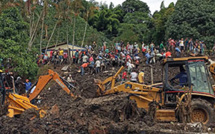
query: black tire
[{"left": 190, "top": 98, "right": 214, "bottom": 125}]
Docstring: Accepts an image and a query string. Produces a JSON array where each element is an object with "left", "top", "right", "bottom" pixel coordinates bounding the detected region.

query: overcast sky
[{"left": 89, "top": 0, "right": 177, "bottom": 13}]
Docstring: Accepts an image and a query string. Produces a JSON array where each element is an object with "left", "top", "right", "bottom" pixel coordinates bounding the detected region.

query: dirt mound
[
  {"left": 0, "top": 93, "right": 211, "bottom": 133},
  {"left": 1, "top": 57, "right": 214, "bottom": 133},
  {"left": 0, "top": 94, "right": 147, "bottom": 133}
]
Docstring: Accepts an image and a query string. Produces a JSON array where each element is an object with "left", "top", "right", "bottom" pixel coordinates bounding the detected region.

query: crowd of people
[
  {"left": 35, "top": 38, "right": 213, "bottom": 85},
  {"left": 0, "top": 38, "right": 213, "bottom": 97},
  {"left": 36, "top": 48, "right": 69, "bottom": 66}
]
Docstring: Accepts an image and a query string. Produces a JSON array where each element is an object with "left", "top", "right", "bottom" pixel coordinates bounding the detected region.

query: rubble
[{"left": 0, "top": 62, "right": 214, "bottom": 133}]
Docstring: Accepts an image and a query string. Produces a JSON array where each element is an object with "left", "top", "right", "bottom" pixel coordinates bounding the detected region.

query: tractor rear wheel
[{"left": 191, "top": 99, "right": 214, "bottom": 125}]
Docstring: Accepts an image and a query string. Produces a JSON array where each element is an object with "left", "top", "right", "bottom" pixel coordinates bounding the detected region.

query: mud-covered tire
[
  {"left": 191, "top": 99, "right": 214, "bottom": 125},
  {"left": 21, "top": 108, "right": 39, "bottom": 120}
]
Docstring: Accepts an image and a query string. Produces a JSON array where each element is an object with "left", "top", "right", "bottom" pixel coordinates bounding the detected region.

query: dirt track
[{"left": 0, "top": 59, "right": 215, "bottom": 133}]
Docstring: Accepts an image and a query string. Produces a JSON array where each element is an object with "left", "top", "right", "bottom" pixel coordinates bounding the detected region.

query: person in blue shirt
[
  {"left": 145, "top": 51, "right": 151, "bottom": 64},
  {"left": 171, "top": 67, "right": 188, "bottom": 87},
  {"left": 24, "top": 79, "right": 32, "bottom": 93},
  {"left": 175, "top": 47, "right": 181, "bottom": 57}
]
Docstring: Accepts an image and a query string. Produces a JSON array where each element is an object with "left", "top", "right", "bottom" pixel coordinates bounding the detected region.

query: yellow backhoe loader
[
  {"left": 95, "top": 56, "right": 215, "bottom": 125},
  {"left": 0, "top": 69, "right": 77, "bottom": 118}
]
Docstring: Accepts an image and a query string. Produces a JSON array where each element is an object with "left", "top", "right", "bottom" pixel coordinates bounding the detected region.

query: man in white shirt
[
  {"left": 95, "top": 60, "right": 101, "bottom": 73},
  {"left": 128, "top": 44, "right": 134, "bottom": 54},
  {"left": 82, "top": 55, "right": 88, "bottom": 63},
  {"left": 67, "top": 74, "right": 75, "bottom": 84},
  {"left": 179, "top": 38, "right": 184, "bottom": 52},
  {"left": 142, "top": 42, "right": 145, "bottom": 49},
  {"left": 134, "top": 42, "right": 138, "bottom": 49},
  {"left": 130, "top": 70, "right": 138, "bottom": 82},
  {"left": 127, "top": 60, "right": 133, "bottom": 74}
]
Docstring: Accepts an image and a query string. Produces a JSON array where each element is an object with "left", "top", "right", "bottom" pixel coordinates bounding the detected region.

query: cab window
[{"left": 188, "top": 62, "right": 213, "bottom": 94}]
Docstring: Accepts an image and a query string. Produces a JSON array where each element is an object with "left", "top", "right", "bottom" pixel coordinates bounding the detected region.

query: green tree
[
  {"left": 0, "top": 7, "right": 38, "bottom": 79},
  {"left": 150, "top": 2, "right": 175, "bottom": 45},
  {"left": 165, "top": 0, "right": 215, "bottom": 47},
  {"left": 114, "top": 23, "right": 139, "bottom": 43},
  {"left": 123, "top": 11, "right": 150, "bottom": 24},
  {"left": 89, "top": 7, "right": 120, "bottom": 38},
  {"left": 122, "top": 0, "right": 150, "bottom": 14}
]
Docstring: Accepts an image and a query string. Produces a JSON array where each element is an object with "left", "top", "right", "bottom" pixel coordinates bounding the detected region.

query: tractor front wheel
[{"left": 191, "top": 99, "right": 214, "bottom": 125}]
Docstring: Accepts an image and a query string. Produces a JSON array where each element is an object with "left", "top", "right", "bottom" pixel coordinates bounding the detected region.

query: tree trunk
[
  {"left": 28, "top": 11, "right": 43, "bottom": 51},
  {"left": 39, "top": 11, "right": 45, "bottom": 54},
  {"left": 45, "top": 20, "right": 58, "bottom": 53},
  {"left": 72, "top": 15, "right": 76, "bottom": 46},
  {"left": 55, "top": 28, "right": 59, "bottom": 49},
  {"left": 81, "top": 20, "right": 88, "bottom": 47},
  {"left": 66, "top": 21, "right": 71, "bottom": 64},
  {"left": 72, "top": 15, "right": 76, "bottom": 57},
  {"left": 29, "top": 12, "right": 32, "bottom": 37}
]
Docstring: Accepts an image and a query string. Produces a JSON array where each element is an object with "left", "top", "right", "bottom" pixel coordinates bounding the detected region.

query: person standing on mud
[
  {"left": 82, "top": 54, "right": 88, "bottom": 63},
  {"left": 175, "top": 47, "right": 181, "bottom": 57},
  {"left": 159, "top": 41, "right": 164, "bottom": 53},
  {"left": 74, "top": 50, "right": 79, "bottom": 64},
  {"left": 80, "top": 63, "right": 89, "bottom": 76},
  {"left": 59, "top": 48, "right": 64, "bottom": 62},
  {"left": 92, "top": 41, "right": 97, "bottom": 51},
  {"left": 138, "top": 70, "right": 144, "bottom": 84},
  {"left": 23, "top": 79, "right": 32, "bottom": 93},
  {"left": 121, "top": 71, "right": 127, "bottom": 84},
  {"left": 145, "top": 50, "right": 152, "bottom": 64},
  {"left": 95, "top": 59, "right": 101, "bottom": 73},
  {"left": 67, "top": 74, "right": 75, "bottom": 84},
  {"left": 130, "top": 70, "right": 138, "bottom": 83}
]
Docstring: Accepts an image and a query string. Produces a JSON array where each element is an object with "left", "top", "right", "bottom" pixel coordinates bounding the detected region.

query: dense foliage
[
  {"left": 165, "top": 0, "right": 215, "bottom": 47},
  {"left": 0, "top": 8, "right": 38, "bottom": 79},
  {"left": 0, "top": 0, "right": 215, "bottom": 78}
]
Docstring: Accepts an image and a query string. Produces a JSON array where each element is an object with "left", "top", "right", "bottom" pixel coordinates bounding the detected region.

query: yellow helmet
[{"left": 0, "top": 70, "right": 2, "bottom": 73}]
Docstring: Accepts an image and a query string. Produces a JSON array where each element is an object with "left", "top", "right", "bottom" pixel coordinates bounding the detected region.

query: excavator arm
[
  {"left": 95, "top": 66, "right": 161, "bottom": 96},
  {"left": 95, "top": 66, "right": 161, "bottom": 111},
  {"left": 95, "top": 66, "right": 124, "bottom": 95},
  {"left": 28, "top": 69, "right": 76, "bottom": 101}
]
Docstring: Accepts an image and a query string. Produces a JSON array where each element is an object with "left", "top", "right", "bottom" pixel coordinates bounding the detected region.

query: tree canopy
[
  {"left": 1, "top": 0, "right": 215, "bottom": 78},
  {"left": 0, "top": 7, "right": 38, "bottom": 79},
  {"left": 165, "top": 0, "right": 215, "bottom": 46}
]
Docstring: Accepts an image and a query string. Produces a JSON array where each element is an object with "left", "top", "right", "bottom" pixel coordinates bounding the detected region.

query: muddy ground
[{"left": 0, "top": 55, "right": 215, "bottom": 134}]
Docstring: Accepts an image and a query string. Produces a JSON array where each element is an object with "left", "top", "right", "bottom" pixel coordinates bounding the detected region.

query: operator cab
[{"left": 163, "top": 57, "right": 214, "bottom": 107}]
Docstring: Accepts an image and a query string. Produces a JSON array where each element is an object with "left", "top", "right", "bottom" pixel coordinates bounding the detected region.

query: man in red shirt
[
  {"left": 166, "top": 51, "right": 172, "bottom": 58},
  {"left": 81, "top": 63, "right": 89, "bottom": 76},
  {"left": 121, "top": 71, "right": 127, "bottom": 84},
  {"left": 63, "top": 51, "right": 68, "bottom": 63},
  {"left": 50, "top": 49, "right": 53, "bottom": 59}
]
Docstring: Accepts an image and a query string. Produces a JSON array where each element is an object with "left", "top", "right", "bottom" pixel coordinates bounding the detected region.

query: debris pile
[{"left": 0, "top": 63, "right": 214, "bottom": 133}]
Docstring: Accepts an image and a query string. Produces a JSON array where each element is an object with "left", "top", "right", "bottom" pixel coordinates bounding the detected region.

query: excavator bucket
[{"left": 6, "top": 92, "right": 46, "bottom": 118}]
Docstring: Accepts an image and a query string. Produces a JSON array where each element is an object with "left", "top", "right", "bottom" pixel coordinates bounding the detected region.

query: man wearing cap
[
  {"left": 24, "top": 79, "right": 32, "bottom": 93},
  {"left": 138, "top": 70, "right": 144, "bottom": 84},
  {"left": 67, "top": 74, "right": 75, "bottom": 84}
]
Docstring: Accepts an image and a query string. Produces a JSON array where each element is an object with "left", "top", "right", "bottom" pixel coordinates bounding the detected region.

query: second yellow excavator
[{"left": 0, "top": 69, "right": 77, "bottom": 118}]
